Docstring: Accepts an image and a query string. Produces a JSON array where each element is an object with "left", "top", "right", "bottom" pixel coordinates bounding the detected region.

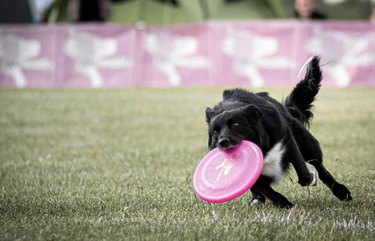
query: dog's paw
[
  {"left": 298, "top": 177, "right": 311, "bottom": 186},
  {"left": 270, "top": 196, "right": 294, "bottom": 209},
  {"left": 273, "top": 199, "right": 294, "bottom": 209},
  {"left": 332, "top": 182, "right": 352, "bottom": 201},
  {"left": 309, "top": 171, "right": 317, "bottom": 186},
  {"left": 298, "top": 170, "right": 317, "bottom": 186},
  {"left": 249, "top": 198, "right": 265, "bottom": 208}
]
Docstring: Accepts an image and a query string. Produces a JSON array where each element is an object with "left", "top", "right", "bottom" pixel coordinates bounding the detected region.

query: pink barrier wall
[{"left": 1, "top": 21, "right": 374, "bottom": 88}]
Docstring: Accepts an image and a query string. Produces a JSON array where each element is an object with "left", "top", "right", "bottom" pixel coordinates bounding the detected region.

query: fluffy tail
[{"left": 285, "top": 56, "right": 322, "bottom": 127}]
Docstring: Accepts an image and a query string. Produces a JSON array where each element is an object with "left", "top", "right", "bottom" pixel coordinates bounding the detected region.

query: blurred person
[
  {"left": 69, "top": 0, "right": 112, "bottom": 22},
  {"left": 294, "top": 0, "right": 327, "bottom": 20},
  {"left": 29, "top": 0, "right": 55, "bottom": 22},
  {"left": 370, "top": 5, "right": 375, "bottom": 24}
]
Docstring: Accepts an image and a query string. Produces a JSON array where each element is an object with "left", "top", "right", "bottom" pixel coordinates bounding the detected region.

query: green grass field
[{"left": 1, "top": 88, "right": 374, "bottom": 241}]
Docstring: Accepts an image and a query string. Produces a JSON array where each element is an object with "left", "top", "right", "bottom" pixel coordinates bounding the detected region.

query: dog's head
[{"left": 205, "top": 104, "right": 263, "bottom": 151}]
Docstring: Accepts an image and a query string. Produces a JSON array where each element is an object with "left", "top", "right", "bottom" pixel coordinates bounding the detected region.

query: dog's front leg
[
  {"left": 251, "top": 176, "right": 294, "bottom": 209},
  {"left": 252, "top": 181, "right": 294, "bottom": 209},
  {"left": 249, "top": 189, "right": 266, "bottom": 207}
]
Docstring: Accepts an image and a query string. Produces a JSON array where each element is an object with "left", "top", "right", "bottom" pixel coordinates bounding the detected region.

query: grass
[{"left": 0, "top": 87, "right": 374, "bottom": 241}]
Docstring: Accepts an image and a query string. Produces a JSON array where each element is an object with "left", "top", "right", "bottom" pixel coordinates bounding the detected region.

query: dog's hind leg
[
  {"left": 308, "top": 159, "right": 352, "bottom": 201},
  {"left": 292, "top": 127, "right": 352, "bottom": 201}
]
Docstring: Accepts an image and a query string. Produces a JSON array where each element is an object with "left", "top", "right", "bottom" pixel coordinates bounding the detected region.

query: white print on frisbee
[
  {"left": 215, "top": 158, "right": 235, "bottom": 183},
  {"left": 213, "top": 142, "right": 286, "bottom": 184}
]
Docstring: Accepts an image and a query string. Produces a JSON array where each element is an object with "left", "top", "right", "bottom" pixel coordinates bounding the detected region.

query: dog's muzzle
[{"left": 217, "top": 137, "right": 239, "bottom": 151}]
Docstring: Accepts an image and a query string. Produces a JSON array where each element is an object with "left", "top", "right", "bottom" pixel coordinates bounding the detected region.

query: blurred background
[
  {"left": 1, "top": 0, "right": 375, "bottom": 89},
  {"left": 0, "top": 0, "right": 374, "bottom": 25}
]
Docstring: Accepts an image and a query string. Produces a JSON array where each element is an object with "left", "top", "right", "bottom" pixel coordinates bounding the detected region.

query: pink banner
[{"left": 1, "top": 21, "right": 374, "bottom": 88}]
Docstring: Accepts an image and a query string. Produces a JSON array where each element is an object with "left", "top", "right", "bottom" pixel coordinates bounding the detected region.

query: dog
[{"left": 205, "top": 56, "right": 352, "bottom": 208}]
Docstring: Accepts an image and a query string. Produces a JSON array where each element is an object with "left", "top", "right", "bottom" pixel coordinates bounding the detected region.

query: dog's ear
[
  {"left": 241, "top": 104, "right": 263, "bottom": 120},
  {"left": 205, "top": 107, "right": 214, "bottom": 123}
]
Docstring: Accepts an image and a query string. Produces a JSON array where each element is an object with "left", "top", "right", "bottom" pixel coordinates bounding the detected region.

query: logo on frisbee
[{"left": 215, "top": 158, "right": 235, "bottom": 182}]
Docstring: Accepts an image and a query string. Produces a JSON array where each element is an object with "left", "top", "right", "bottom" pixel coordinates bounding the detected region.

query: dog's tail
[{"left": 285, "top": 56, "right": 322, "bottom": 127}]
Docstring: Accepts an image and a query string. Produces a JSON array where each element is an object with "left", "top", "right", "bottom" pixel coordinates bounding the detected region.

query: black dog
[{"left": 205, "top": 56, "right": 352, "bottom": 208}]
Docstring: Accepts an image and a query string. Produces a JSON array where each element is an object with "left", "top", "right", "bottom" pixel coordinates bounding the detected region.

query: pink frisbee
[{"left": 193, "top": 140, "right": 263, "bottom": 203}]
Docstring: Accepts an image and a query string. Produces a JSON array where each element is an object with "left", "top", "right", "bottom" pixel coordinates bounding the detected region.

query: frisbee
[{"left": 193, "top": 140, "right": 263, "bottom": 203}]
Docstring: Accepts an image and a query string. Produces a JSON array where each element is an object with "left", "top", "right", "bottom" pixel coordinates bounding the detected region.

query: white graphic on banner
[
  {"left": 0, "top": 34, "right": 53, "bottom": 88},
  {"left": 307, "top": 27, "right": 375, "bottom": 88},
  {"left": 144, "top": 33, "right": 210, "bottom": 86},
  {"left": 64, "top": 29, "right": 133, "bottom": 88},
  {"left": 222, "top": 30, "right": 295, "bottom": 87}
]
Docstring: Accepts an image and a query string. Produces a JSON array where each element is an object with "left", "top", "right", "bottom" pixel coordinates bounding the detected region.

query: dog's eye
[
  {"left": 213, "top": 130, "right": 219, "bottom": 137},
  {"left": 231, "top": 122, "right": 239, "bottom": 128}
]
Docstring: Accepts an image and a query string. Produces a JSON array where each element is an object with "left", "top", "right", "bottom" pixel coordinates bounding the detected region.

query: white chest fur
[{"left": 262, "top": 141, "right": 285, "bottom": 183}]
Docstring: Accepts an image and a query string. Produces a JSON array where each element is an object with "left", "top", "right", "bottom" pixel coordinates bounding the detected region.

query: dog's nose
[{"left": 218, "top": 138, "right": 230, "bottom": 150}]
